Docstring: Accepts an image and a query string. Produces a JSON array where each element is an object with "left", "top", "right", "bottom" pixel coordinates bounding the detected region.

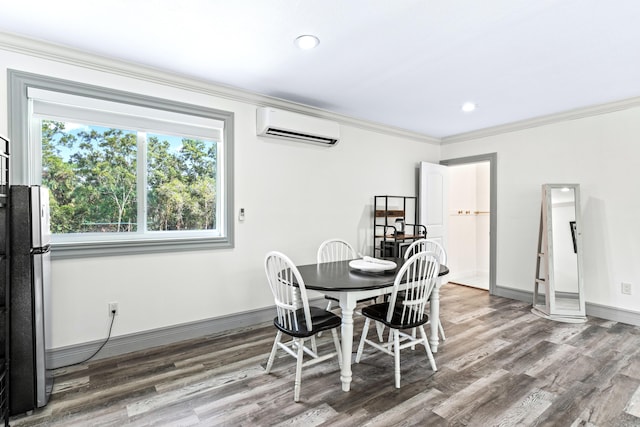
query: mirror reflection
[{"left": 550, "top": 187, "right": 578, "bottom": 298}]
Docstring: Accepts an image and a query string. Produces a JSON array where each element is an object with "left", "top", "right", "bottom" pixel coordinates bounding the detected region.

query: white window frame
[{"left": 8, "top": 70, "right": 234, "bottom": 258}]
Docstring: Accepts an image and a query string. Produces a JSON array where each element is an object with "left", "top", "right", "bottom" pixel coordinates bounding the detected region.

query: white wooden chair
[
  {"left": 404, "top": 238, "right": 447, "bottom": 340},
  {"left": 317, "top": 238, "right": 357, "bottom": 264},
  {"left": 404, "top": 238, "right": 447, "bottom": 265},
  {"left": 264, "top": 251, "right": 342, "bottom": 402},
  {"left": 316, "top": 238, "right": 357, "bottom": 311},
  {"left": 355, "top": 251, "right": 439, "bottom": 388}
]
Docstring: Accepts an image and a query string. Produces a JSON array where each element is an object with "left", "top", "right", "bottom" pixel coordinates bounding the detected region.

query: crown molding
[
  {"left": 442, "top": 96, "right": 640, "bottom": 144},
  {"left": 0, "top": 31, "right": 439, "bottom": 145}
]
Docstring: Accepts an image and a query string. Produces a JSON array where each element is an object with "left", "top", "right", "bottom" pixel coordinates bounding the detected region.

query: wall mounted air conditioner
[{"left": 257, "top": 107, "right": 340, "bottom": 146}]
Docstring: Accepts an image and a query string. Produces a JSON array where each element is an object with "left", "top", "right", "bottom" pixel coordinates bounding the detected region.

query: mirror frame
[{"left": 533, "top": 183, "right": 586, "bottom": 322}]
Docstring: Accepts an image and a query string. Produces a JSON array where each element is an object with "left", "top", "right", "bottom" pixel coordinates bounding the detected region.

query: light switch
[{"left": 239, "top": 208, "right": 245, "bottom": 221}]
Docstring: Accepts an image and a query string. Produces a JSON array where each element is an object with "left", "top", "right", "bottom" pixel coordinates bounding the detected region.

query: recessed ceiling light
[
  {"left": 461, "top": 102, "right": 477, "bottom": 112},
  {"left": 294, "top": 35, "right": 320, "bottom": 50}
]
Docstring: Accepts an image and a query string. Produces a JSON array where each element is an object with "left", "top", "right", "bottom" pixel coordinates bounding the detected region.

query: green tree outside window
[{"left": 41, "top": 120, "right": 217, "bottom": 234}]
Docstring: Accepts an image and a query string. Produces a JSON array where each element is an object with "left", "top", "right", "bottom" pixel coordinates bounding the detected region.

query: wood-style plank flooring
[{"left": 10, "top": 284, "right": 640, "bottom": 426}]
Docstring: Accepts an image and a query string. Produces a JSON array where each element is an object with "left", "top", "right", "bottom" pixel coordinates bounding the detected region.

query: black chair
[{"left": 264, "top": 251, "right": 342, "bottom": 402}]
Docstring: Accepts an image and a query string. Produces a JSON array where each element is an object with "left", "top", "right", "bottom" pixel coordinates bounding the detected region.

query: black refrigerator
[{"left": 9, "top": 185, "right": 53, "bottom": 414}]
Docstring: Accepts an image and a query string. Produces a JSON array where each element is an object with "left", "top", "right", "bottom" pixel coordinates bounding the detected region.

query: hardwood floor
[{"left": 10, "top": 284, "right": 640, "bottom": 426}]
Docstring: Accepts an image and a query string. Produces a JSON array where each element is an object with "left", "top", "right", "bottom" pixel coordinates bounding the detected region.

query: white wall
[
  {"left": 0, "top": 43, "right": 440, "bottom": 349},
  {"left": 442, "top": 108, "right": 640, "bottom": 314}
]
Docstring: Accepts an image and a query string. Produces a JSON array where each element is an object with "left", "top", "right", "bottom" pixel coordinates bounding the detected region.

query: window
[{"left": 9, "top": 70, "right": 234, "bottom": 258}]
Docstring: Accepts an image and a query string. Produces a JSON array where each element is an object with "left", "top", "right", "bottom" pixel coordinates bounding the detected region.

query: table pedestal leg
[
  {"left": 339, "top": 295, "right": 357, "bottom": 391},
  {"left": 429, "top": 282, "right": 441, "bottom": 353}
]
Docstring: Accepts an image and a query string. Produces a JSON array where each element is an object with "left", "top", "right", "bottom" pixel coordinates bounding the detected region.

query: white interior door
[{"left": 419, "top": 162, "right": 449, "bottom": 249}]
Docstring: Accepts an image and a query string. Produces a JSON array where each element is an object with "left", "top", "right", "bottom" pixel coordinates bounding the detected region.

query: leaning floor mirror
[{"left": 532, "top": 183, "right": 586, "bottom": 323}]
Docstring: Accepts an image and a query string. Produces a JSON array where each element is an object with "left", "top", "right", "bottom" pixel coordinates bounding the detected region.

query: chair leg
[
  {"left": 355, "top": 318, "right": 371, "bottom": 363},
  {"left": 294, "top": 337, "right": 305, "bottom": 402},
  {"left": 438, "top": 320, "right": 446, "bottom": 340},
  {"left": 419, "top": 326, "right": 437, "bottom": 372},
  {"left": 331, "top": 329, "right": 343, "bottom": 369},
  {"left": 410, "top": 327, "right": 417, "bottom": 350},
  {"left": 393, "top": 329, "right": 401, "bottom": 388},
  {"left": 376, "top": 323, "right": 385, "bottom": 342},
  {"left": 310, "top": 336, "right": 318, "bottom": 355},
  {"left": 265, "top": 331, "right": 282, "bottom": 374},
  {"left": 374, "top": 295, "right": 386, "bottom": 341}
]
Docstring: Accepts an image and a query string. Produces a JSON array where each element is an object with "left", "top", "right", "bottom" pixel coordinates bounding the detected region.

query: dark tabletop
[{"left": 296, "top": 258, "right": 449, "bottom": 292}]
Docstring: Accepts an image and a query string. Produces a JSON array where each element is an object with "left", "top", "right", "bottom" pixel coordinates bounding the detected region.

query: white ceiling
[{"left": 2, "top": 0, "right": 640, "bottom": 139}]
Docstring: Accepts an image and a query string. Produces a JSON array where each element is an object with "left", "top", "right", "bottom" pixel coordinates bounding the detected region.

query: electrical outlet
[
  {"left": 621, "top": 282, "right": 632, "bottom": 295},
  {"left": 108, "top": 302, "right": 119, "bottom": 316}
]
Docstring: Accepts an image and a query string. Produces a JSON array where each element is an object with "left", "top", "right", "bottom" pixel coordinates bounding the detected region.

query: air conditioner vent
[{"left": 263, "top": 127, "right": 338, "bottom": 145}]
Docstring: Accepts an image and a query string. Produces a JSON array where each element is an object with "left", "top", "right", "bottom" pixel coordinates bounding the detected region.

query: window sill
[{"left": 51, "top": 235, "right": 233, "bottom": 259}]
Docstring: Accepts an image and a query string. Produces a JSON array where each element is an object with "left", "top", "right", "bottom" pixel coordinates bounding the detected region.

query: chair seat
[
  {"left": 362, "top": 302, "right": 428, "bottom": 330},
  {"left": 274, "top": 306, "right": 342, "bottom": 338}
]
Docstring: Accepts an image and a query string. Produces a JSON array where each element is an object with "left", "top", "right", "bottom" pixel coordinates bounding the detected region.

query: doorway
[
  {"left": 447, "top": 162, "right": 490, "bottom": 290},
  {"left": 440, "top": 153, "right": 497, "bottom": 294}
]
